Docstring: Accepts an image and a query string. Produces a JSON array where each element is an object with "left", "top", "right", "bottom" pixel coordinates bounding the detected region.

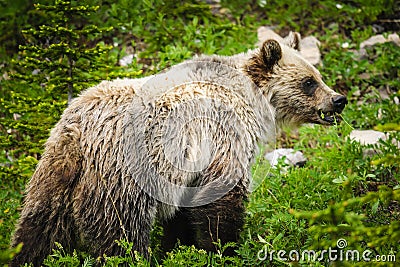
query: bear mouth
[{"left": 317, "top": 109, "right": 342, "bottom": 125}]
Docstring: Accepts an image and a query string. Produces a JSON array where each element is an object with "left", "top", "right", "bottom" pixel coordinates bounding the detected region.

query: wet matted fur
[{"left": 10, "top": 35, "right": 347, "bottom": 266}]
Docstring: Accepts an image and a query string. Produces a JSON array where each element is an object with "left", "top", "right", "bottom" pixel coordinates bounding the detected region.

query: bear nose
[{"left": 332, "top": 95, "right": 348, "bottom": 113}]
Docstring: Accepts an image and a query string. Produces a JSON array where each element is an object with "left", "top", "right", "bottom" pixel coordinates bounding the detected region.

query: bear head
[{"left": 245, "top": 34, "right": 347, "bottom": 127}]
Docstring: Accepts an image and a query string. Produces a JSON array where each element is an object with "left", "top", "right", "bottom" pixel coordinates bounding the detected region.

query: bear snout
[{"left": 332, "top": 95, "right": 348, "bottom": 113}]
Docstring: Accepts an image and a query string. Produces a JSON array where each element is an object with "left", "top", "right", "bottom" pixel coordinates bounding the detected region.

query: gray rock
[
  {"left": 378, "top": 87, "right": 390, "bottom": 100},
  {"left": 256, "top": 26, "right": 321, "bottom": 65},
  {"left": 358, "top": 33, "right": 400, "bottom": 58},
  {"left": 265, "top": 148, "right": 307, "bottom": 168},
  {"left": 360, "top": 33, "right": 400, "bottom": 49},
  {"left": 256, "top": 26, "right": 284, "bottom": 47},
  {"left": 299, "top": 36, "right": 321, "bottom": 66},
  {"left": 32, "top": 69, "right": 40, "bottom": 75}
]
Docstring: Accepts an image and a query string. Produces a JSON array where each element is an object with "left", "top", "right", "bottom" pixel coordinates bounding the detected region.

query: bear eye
[{"left": 302, "top": 77, "right": 318, "bottom": 96}]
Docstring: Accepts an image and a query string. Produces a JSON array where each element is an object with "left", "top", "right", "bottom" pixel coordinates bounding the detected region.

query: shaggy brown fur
[{"left": 10, "top": 36, "right": 346, "bottom": 266}]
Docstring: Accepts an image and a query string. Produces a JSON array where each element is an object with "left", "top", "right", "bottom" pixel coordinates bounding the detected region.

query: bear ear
[
  {"left": 284, "top": 31, "right": 301, "bottom": 51},
  {"left": 259, "top": 39, "right": 282, "bottom": 72},
  {"left": 245, "top": 39, "right": 282, "bottom": 86}
]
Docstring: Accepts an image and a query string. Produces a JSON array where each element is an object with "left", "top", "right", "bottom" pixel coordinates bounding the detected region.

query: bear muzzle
[{"left": 317, "top": 95, "right": 348, "bottom": 124}]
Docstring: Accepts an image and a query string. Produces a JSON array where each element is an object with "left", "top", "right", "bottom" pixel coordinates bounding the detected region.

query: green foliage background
[{"left": 0, "top": 0, "right": 399, "bottom": 266}]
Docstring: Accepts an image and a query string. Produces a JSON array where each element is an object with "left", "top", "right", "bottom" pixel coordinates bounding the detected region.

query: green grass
[{"left": 1, "top": 0, "right": 399, "bottom": 266}]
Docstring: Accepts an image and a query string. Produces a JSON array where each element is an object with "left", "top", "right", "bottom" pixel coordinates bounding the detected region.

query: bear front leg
[{"left": 189, "top": 185, "right": 246, "bottom": 256}]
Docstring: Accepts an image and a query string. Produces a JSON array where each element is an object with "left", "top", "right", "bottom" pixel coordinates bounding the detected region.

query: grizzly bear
[{"left": 10, "top": 34, "right": 347, "bottom": 266}]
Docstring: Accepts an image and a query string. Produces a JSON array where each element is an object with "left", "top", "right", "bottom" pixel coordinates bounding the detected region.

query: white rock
[
  {"left": 349, "top": 130, "right": 400, "bottom": 158},
  {"left": 394, "top": 96, "right": 399, "bottom": 105},
  {"left": 349, "top": 130, "right": 386, "bottom": 145},
  {"left": 388, "top": 33, "right": 400, "bottom": 46},
  {"left": 265, "top": 148, "right": 307, "bottom": 168},
  {"left": 119, "top": 54, "right": 134, "bottom": 66}
]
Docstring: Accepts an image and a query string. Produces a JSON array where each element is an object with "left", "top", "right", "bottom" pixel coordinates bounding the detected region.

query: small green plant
[
  {"left": 0, "top": 243, "right": 22, "bottom": 265},
  {"left": 42, "top": 243, "right": 95, "bottom": 267}
]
